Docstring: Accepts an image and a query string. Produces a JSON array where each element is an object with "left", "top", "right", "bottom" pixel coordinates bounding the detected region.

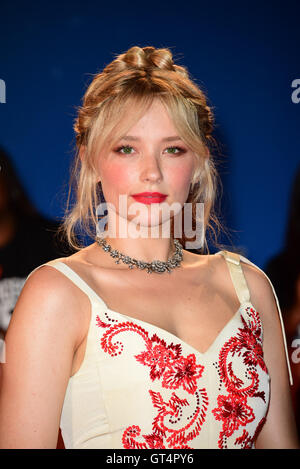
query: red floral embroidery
[
  {"left": 212, "top": 394, "right": 255, "bottom": 436},
  {"left": 96, "top": 315, "right": 208, "bottom": 448},
  {"left": 161, "top": 354, "right": 204, "bottom": 394},
  {"left": 135, "top": 334, "right": 182, "bottom": 380},
  {"left": 96, "top": 304, "right": 269, "bottom": 449},
  {"left": 122, "top": 426, "right": 148, "bottom": 449},
  {"left": 234, "top": 430, "right": 254, "bottom": 449},
  {"left": 212, "top": 306, "right": 269, "bottom": 449},
  {"left": 233, "top": 416, "right": 266, "bottom": 449},
  {"left": 217, "top": 311, "right": 267, "bottom": 399},
  {"left": 251, "top": 416, "right": 267, "bottom": 446},
  {"left": 235, "top": 311, "right": 268, "bottom": 376},
  {"left": 96, "top": 316, "right": 111, "bottom": 328},
  {"left": 150, "top": 389, "right": 208, "bottom": 447},
  {"left": 121, "top": 389, "right": 208, "bottom": 449}
]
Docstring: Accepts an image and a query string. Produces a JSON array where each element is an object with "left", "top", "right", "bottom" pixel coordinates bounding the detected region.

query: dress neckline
[
  {"left": 53, "top": 254, "right": 255, "bottom": 360},
  {"left": 96, "top": 300, "right": 253, "bottom": 359}
]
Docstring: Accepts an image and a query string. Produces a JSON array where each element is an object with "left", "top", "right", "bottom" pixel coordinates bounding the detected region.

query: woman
[{"left": 0, "top": 46, "right": 298, "bottom": 449}]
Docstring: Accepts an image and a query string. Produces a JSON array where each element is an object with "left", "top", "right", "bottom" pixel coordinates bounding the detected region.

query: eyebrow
[{"left": 120, "top": 135, "right": 182, "bottom": 142}]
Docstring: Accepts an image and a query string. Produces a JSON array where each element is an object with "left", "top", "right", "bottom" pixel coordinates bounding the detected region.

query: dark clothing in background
[
  {"left": 0, "top": 213, "right": 70, "bottom": 332},
  {"left": 265, "top": 251, "right": 300, "bottom": 438},
  {"left": 265, "top": 251, "right": 299, "bottom": 316}
]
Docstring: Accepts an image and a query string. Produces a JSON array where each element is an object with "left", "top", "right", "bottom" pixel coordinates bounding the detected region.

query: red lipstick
[{"left": 131, "top": 192, "right": 167, "bottom": 205}]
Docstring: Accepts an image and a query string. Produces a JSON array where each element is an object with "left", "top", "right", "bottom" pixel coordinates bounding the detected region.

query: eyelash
[{"left": 114, "top": 145, "right": 186, "bottom": 156}]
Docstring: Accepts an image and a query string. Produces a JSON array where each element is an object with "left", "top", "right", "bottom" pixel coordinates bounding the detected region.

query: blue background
[{"left": 0, "top": 0, "right": 299, "bottom": 268}]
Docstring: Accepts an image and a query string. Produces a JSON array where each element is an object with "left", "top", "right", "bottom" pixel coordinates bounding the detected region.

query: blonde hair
[{"left": 57, "top": 45, "right": 232, "bottom": 253}]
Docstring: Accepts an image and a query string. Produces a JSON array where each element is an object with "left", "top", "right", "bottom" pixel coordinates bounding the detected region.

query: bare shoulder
[
  {"left": 0, "top": 260, "right": 89, "bottom": 448},
  {"left": 9, "top": 259, "right": 89, "bottom": 350},
  {"left": 20, "top": 259, "right": 86, "bottom": 313}
]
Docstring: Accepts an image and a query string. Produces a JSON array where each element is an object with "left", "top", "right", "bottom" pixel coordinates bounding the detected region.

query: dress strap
[
  {"left": 218, "top": 250, "right": 251, "bottom": 305},
  {"left": 26, "top": 259, "right": 105, "bottom": 307},
  {"left": 216, "top": 250, "right": 293, "bottom": 386}
]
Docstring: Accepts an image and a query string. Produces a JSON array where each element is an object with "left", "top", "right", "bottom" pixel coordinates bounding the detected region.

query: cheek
[
  {"left": 101, "top": 163, "right": 134, "bottom": 195},
  {"left": 168, "top": 164, "right": 193, "bottom": 191}
]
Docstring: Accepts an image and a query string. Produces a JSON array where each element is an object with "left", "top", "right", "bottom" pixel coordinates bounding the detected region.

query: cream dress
[{"left": 26, "top": 250, "right": 293, "bottom": 449}]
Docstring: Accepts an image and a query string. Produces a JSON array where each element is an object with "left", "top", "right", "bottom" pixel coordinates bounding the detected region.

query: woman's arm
[
  {"left": 0, "top": 266, "right": 83, "bottom": 449},
  {"left": 242, "top": 262, "right": 300, "bottom": 449}
]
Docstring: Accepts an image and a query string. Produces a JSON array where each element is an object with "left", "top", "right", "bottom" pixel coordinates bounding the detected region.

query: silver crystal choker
[{"left": 95, "top": 236, "right": 183, "bottom": 274}]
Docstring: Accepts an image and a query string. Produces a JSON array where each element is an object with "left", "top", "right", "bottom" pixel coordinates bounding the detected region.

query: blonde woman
[{"left": 0, "top": 46, "right": 298, "bottom": 449}]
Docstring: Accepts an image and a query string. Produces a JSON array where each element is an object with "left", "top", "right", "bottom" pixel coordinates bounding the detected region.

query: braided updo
[
  {"left": 74, "top": 46, "right": 214, "bottom": 149},
  {"left": 59, "top": 46, "right": 226, "bottom": 252}
]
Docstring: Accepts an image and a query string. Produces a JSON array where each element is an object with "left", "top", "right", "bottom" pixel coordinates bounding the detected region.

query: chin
[{"left": 126, "top": 216, "right": 173, "bottom": 237}]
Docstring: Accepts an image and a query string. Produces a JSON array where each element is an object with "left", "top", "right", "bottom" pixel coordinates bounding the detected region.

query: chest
[
  {"left": 87, "top": 268, "right": 241, "bottom": 355},
  {"left": 67, "top": 297, "right": 270, "bottom": 450}
]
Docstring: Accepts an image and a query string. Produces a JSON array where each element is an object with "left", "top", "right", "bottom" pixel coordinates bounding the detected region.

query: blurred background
[{"left": 0, "top": 0, "right": 299, "bottom": 446}]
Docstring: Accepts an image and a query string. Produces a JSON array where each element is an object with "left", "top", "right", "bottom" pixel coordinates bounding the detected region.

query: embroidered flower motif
[
  {"left": 97, "top": 314, "right": 208, "bottom": 448},
  {"left": 238, "top": 328, "right": 264, "bottom": 365},
  {"left": 212, "top": 394, "right": 255, "bottom": 437},
  {"left": 162, "top": 354, "right": 204, "bottom": 394},
  {"left": 96, "top": 304, "right": 269, "bottom": 449},
  {"left": 135, "top": 334, "right": 182, "bottom": 381},
  {"left": 212, "top": 306, "right": 269, "bottom": 448}
]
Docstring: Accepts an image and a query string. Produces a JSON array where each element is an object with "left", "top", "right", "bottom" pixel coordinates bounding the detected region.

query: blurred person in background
[
  {"left": 0, "top": 147, "right": 72, "bottom": 448},
  {"left": 265, "top": 166, "right": 300, "bottom": 438},
  {"left": 0, "top": 147, "right": 73, "bottom": 336}
]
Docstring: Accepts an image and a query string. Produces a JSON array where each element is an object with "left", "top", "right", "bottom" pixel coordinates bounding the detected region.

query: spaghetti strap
[
  {"left": 216, "top": 250, "right": 293, "bottom": 386},
  {"left": 217, "top": 250, "right": 251, "bottom": 305},
  {"left": 26, "top": 259, "right": 106, "bottom": 307}
]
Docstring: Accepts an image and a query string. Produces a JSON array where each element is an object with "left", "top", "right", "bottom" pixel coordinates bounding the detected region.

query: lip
[
  {"left": 131, "top": 192, "right": 168, "bottom": 205},
  {"left": 131, "top": 192, "right": 167, "bottom": 197}
]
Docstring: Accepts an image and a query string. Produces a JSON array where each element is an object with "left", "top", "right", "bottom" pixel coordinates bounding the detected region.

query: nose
[{"left": 139, "top": 151, "right": 163, "bottom": 184}]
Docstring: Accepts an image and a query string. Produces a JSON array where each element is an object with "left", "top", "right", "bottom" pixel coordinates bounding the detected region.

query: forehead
[
  {"left": 120, "top": 98, "right": 177, "bottom": 137},
  {"left": 96, "top": 95, "right": 184, "bottom": 155}
]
